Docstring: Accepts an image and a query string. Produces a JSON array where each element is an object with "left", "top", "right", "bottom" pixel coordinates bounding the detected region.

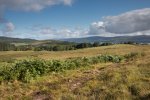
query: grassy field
[
  {"left": 0, "top": 44, "right": 150, "bottom": 100},
  {"left": 0, "top": 44, "right": 149, "bottom": 60}
]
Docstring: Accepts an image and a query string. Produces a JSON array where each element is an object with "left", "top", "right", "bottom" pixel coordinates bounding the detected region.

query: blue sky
[{"left": 0, "top": 0, "right": 150, "bottom": 39}]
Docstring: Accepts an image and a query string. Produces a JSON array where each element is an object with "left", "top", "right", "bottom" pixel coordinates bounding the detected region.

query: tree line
[{"left": 0, "top": 41, "right": 138, "bottom": 51}]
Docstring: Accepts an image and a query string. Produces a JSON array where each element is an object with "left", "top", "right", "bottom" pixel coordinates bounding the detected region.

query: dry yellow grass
[
  {"left": 0, "top": 44, "right": 150, "bottom": 99},
  {"left": 0, "top": 44, "right": 149, "bottom": 61}
]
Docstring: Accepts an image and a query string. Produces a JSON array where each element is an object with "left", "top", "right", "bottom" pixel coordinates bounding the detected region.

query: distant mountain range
[
  {"left": 0, "top": 36, "right": 75, "bottom": 46},
  {"left": 0, "top": 36, "right": 36, "bottom": 43},
  {"left": 0, "top": 35, "right": 150, "bottom": 44},
  {"left": 61, "top": 35, "right": 150, "bottom": 43}
]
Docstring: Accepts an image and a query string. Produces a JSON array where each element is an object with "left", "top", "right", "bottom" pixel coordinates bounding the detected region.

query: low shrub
[
  {"left": 0, "top": 54, "right": 124, "bottom": 82},
  {"left": 9, "top": 59, "right": 49, "bottom": 82}
]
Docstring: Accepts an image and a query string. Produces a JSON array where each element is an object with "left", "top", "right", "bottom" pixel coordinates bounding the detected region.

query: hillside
[
  {"left": 0, "top": 36, "right": 36, "bottom": 43},
  {"left": 1, "top": 35, "right": 150, "bottom": 45},
  {"left": 61, "top": 35, "right": 150, "bottom": 43},
  {"left": 0, "top": 36, "right": 76, "bottom": 47},
  {"left": 0, "top": 36, "right": 72, "bottom": 44}
]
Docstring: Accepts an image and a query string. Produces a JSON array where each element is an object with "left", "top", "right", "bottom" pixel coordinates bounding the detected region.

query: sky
[{"left": 0, "top": 0, "right": 150, "bottom": 40}]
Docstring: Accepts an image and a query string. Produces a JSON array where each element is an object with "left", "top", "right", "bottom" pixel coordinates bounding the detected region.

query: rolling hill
[
  {"left": 0, "top": 36, "right": 75, "bottom": 46},
  {"left": 0, "top": 36, "right": 36, "bottom": 43},
  {"left": 0, "top": 35, "right": 150, "bottom": 45},
  {"left": 61, "top": 35, "right": 150, "bottom": 43}
]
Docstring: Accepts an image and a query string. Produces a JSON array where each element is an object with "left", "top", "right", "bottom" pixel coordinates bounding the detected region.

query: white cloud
[
  {"left": 63, "top": 0, "right": 73, "bottom": 5},
  {"left": 89, "top": 21, "right": 105, "bottom": 35},
  {"left": 0, "top": 0, "right": 73, "bottom": 11},
  {"left": 89, "top": 8, "right": 150, "bottom": 36},
  {"left": 0, "top": 22, "right": 15, "bottom": 36},
  {"left": 4, "top": 22, "right": 15, "bottom": 32},
  {"left": 21, "top": 26, "right": 88, "bottom": 39}
]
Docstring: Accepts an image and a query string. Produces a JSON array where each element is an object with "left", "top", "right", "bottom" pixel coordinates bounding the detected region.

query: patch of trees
[
  {"left": 33, "top": 42, "right": 113, "bottom": 51},
  {"left": 0, "top": 42, "right": 114, "bottom": 51},
  {"left": 121, "top": 41, "right": 137, "bottom": 44},
  {"left": 0, "top": 42, "right": 16, "bottom": 51},
  {"left": 34, "top": 45, "right": 76, "bottom": 51},
  {"left": 15, "top": 45, "right": 33, "bottom": 51}
]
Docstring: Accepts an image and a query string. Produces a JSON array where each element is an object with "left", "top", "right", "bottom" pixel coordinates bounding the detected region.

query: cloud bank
[
  {"left": 89, "top": 8, "right": 150, "bottom": 36},
  {"left": 26, "top": 26, "right": 88, "bottom": 39},
  {"left": 0, "top": 0, "right": 73, "bottom": 11}
]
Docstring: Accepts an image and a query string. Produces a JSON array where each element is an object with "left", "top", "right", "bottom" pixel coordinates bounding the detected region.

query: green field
[{"left": 0, "top": 44, "right": 150, "bottom": 100}]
